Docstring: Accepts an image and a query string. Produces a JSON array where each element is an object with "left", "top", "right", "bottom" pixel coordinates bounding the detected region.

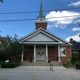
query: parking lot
[{"left": 0, "top": 66, "right": 80, "bottom": 80}]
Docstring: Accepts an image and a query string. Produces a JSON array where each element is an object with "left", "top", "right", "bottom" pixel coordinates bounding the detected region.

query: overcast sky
[{"left": 0, "top": 0, "right": 80, "bottom": 42}]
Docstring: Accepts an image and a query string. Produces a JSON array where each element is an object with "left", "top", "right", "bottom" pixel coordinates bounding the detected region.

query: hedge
[{"left": 0, "top": 62, "right": 20, "bottom": 68}]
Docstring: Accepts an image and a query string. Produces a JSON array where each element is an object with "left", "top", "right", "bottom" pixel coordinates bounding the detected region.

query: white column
[
  {"left": 58, "top": 45, "right": 61, "bottom": 62},
  {"left": 34, "top": 45, "right": 36, "bottom": 61},
  {"left": 21, "top": 52, "right": 23, "bottom": 61},
  {"left": 46, "top": 45, "right": 48, "bottom": 62}
]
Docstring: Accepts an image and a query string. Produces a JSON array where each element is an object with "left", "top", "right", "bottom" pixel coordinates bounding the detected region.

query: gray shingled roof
[
  {"left": 71, "top": 42, "right": 80, "bottom": 50},
  {"left": 0, "top": 37, "right": 8, "bottom": 41}
]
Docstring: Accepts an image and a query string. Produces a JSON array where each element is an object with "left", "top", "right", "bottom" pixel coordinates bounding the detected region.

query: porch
[{"left": 21, "top": 44, "right": 61, "bottom": 62}]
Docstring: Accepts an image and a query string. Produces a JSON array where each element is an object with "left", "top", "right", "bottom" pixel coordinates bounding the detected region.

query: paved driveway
[{"left": 0, "top": 66, "right": 80, "bottom": 80}]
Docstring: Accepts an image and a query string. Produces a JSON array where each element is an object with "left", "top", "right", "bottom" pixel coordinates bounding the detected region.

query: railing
[{"left": 50, "top": 63, "right": 53, "bottom": 72}]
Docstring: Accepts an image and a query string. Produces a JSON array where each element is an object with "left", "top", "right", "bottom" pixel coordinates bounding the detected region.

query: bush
[
  {"left": 70, "top": 54, "right": 79, "bottom": 65},
  {"left": 48, "top": 60, "right": 51, "bottom": 63},
  {"left": 75, "top": 62, "right": 80, "bottom": 70},
  {"left": 0, "top": 62, "right": 20, "bottom": 68},
  {"left": 63, "top": 62, "right": 72, "bottom": 68}
]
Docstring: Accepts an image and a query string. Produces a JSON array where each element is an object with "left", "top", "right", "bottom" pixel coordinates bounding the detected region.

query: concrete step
[
  {"left": 20, "top": 61, "right": 33, "bottom": 66},
  {"left": 51, "top": 61, "right": 62, "bottom": 66},
  {"left": 33, "top": 61, "right": 48, "bottom": 66},
  {"left": 20, "top": 61, "right": 62, "bottom": 66}
]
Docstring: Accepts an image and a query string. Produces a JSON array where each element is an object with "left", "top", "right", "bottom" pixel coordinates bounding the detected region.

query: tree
[
  {"left": 0, "top": 34, "right": 23, "bottom": 62},
  {"left": 0, "top": 0, "right": 3, "bottom": 3}
]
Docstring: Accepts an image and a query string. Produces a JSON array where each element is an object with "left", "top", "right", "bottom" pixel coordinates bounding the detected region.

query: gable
[
  {"left": 19, "top": 28, "right": 71, "bottom": 45},
  {"left": 26, "top": 32, "right": 56, "bottom": 41}
]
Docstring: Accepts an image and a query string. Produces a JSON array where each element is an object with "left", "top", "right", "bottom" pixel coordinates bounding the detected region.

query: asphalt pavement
[{"left": 0, "top": 66, "right": 80, "bottom": 80}]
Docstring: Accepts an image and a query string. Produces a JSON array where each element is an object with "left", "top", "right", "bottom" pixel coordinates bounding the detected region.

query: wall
[
  {"left": 60, "top": 46, "right": 71, "bottom": 63},
  {"left": 24, "top": 46, "right": 34, "bottom": 61},
  {"left": 35, "top": 23, "right": 47, "bottom": 30},
  {"left": 11, "top": 56, "right": 21, "bottom": 62},
  {"left": 48, "top": 46, "right": 58, "bottom": 61}
]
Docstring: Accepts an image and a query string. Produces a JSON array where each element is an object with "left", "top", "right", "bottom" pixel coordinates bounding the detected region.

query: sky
[{"left": 0, "top": 0, "right": 80, "bottom": 42}]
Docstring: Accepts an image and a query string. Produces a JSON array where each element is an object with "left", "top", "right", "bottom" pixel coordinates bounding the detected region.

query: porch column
[
  {"left": 34, "top": 45, "right": 36, "bottom": 61},
  {"left": 21, "top": 52, "right": 24, "bottom": 61},
  {"left": 58, "top": 45, "right": 61, "bottom": 62},
  {"left": 46, "top": 45, "right": 48, "bottom": 62}
]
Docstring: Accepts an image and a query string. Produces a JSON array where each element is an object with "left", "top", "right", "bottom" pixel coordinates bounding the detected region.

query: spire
[
  {"left": 38, "top": 1, "right": 45, "bottom": 18},
  {"left": 39, "top": 1, "right": 43, "bottom": 17}
]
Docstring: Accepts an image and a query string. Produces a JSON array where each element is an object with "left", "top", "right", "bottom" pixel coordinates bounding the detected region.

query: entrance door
[{"left": 36, "top": 47, "right": 45, "bottom": 61}]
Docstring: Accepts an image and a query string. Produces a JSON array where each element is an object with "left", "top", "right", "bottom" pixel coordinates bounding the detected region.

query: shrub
[
  {"left": 0, "top": 62, "right": 20, "bottom": 68},
  {"left": 63, "top": 62, "right": 72, "bottom": 68},
  {"left": 48, "top": 60, "right": 51, "bottom": 63},
  {"left": 75, "top": 62, "right": 80, "bottom": 70},
  {"left": 70, "top": 54, "right": 79, "bottom": 65}
]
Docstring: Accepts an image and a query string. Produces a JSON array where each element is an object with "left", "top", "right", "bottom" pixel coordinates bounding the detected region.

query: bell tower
[{"left": 35, "top": 1, "right": 47, "bottom": 30}]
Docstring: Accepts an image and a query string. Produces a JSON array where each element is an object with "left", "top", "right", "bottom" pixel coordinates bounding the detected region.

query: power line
[
  {"left": 0, "top": 7, "right": 80, "bottom": 14},
  {"left": 0, "top": 14, "right": 80, "bottom": 22}
]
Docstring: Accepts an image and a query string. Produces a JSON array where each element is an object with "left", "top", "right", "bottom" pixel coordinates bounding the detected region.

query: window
[
  {"left": 61, "top": 47, "right": 66, "bottom": 57},
  {"left": 73, "top": 51, "right": 78, "bottom": 54}
]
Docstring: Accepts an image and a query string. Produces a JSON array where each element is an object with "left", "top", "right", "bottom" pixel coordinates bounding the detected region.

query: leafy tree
[
  {"left": 0, "top": 34, "right": 23, "bottom": 62},
  {"left": 0, "top": 0, "right": 3, "bottom": 3}
]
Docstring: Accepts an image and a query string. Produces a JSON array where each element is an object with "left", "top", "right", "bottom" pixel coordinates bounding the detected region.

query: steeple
[
  {"left": 35, "top": 1, "right": 47, "bottom": 30},
  {"left": 39, "top": 1, "right": 44, "bottom": 18}
]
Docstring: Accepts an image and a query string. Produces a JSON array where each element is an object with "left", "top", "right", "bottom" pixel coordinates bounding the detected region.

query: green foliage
[
  {"left": 0, "top": 50, "right": 7, "bottom": 61},
  {"left": 0, "top": 34, "right": 23, "bottom": 62},
  {"left": 70, "top": 54, "right": 79, "bottom": 65},
  {"left": 0, "top": 62, "right": 20, "bottom": 68},
  {"left": 75, "top": 62, "right": 80, "bottom": 70},
  {"left": 63, "top": 62, "right": 72, "bottom": 68},
  {"left": 30, "top": 57, "right": 33, "bottom": 63},
  {"left": 48, "top": 59, "right": 51, "bottom": 63}
]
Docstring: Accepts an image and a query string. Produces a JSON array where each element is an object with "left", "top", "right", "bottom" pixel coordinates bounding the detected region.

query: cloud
[
  {"left": 72, "top": 27, "right": 80, "bottom": 31},
  {"left": 74, "top": 19, "right": 80, "bottom": 23},
  {"left": 46, "top": 11, "right": 80, "bottom": 29},
  {"left": 47, "top": 24, "right": 54, "bottom": 30},
  {"left": 66, "top": 33, "right": 80, "bottom": 41},
  {"left": 68, "top": 1, "right": 80, "bottom": 7}
]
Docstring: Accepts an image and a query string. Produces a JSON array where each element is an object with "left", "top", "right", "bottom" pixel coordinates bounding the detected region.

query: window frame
[{"left": 60, "top": 47, "right": 66, "bottom": 57}]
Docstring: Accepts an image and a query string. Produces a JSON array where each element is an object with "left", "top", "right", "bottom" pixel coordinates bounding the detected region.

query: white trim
[
  {"left": 19, "top": 28, "right": 71, "bottom": 46},
  {"left": 46, "top": 45, "right": 48, "bottom": 62},
  {"left": 34, "top": 45, "right": 36, "bottom": 61},
  {"left": 60, "top": 47, "right": 66, "bottom": 57},
  {"left": 58, "top": 45, "right": 61, "bottom": 62},
  {"left": 22, "top": 42, "right": 62, "bottom": 44}
]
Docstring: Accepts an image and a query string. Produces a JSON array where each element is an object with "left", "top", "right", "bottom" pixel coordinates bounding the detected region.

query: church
[{"left": 19, "top": 2, "right": 72, "bottom": 64}]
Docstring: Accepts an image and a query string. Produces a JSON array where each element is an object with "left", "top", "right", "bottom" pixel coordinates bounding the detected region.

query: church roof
[{"left": 19, "top": 28, "right": 72, "bottom": 46}]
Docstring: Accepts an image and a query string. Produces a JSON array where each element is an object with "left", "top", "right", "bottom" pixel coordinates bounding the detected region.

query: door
[{"left": 36, "top": 47, "right": 45, "bottom": 60}]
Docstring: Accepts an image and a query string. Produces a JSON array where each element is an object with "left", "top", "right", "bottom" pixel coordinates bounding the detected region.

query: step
[
  {"left": 20, "top": 61, "right": 33, "bottom": 66},
  {"left": 50, "top": 61, "right": 62, "bottom": 66},
  {"left": 33, "top": 61, "right": 48, "bottom": 66},
  {"left": 20, "top": 61, "right": 62, "bottom": 66}
]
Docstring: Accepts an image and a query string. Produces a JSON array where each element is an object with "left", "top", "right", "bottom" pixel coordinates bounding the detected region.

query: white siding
[{"left": 27, "top": 33, "right": 55, "bottom": 41}]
